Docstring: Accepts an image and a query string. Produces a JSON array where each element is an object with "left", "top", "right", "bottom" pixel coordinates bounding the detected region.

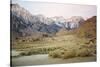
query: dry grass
[
  {"left": 48, "top": 42, "right": 96, "bottom": 59},
  {"left": 12, "top": 34, "right": 96, "bottom": 57},
  {"left": 75, "top": 48, "right": 90, "bottom": 57},
  {"left": 61, "top": 50, "right": 76, "bottom": 59}
]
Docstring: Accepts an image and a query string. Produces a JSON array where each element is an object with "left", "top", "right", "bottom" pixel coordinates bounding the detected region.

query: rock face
[
  {"left": 50, "top": 16, "right": 85, "bottom": 30},
  {"left": 66, "top": 16, "right": 85, "bottom": 29},
  {"left": 11, "top": 4, "right": 47, "bottom": 38}
]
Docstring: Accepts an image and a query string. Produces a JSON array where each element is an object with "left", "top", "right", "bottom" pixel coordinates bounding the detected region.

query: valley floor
[
  {"left": 11, "top": 54, "right": 96, "bottom": 66},
  {"left": 11, "top": 34, "right": 96, "bottom": 66}
]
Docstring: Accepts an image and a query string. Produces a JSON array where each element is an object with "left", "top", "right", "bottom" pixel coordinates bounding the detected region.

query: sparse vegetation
[
  {"left": 48, "top": 45, "right": 96, "bottom": 59},
  {"left": 12, "top": 34, "right": 96, "bottom": 59}
]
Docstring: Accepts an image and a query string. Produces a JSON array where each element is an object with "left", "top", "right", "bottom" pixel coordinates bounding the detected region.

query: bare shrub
[
  {"left": 49, "top": 49, "right": 62, "bottom": 58},
  {"left": 75, "top": 48, "right": 90, "bottom": 57},
  {"left": 61, "top": 50, "right": 76, "bottom": 59}
]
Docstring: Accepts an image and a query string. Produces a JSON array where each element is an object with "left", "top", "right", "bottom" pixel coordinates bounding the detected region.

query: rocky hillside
[
  {"left": 11, "top": 4, "right": 49, "bottom": 40},
  {"left": 74, "top": 16, "right": 96, "bottom": 38}
]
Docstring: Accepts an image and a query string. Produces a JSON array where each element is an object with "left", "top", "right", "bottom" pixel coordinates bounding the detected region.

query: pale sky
[{"left": 12, "top": 0, "right": 97, "bottom": 20}]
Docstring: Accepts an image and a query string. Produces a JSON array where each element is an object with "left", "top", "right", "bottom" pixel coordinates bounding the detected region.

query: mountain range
[{"left": 11, "top": 4, "right": 94, "bottom": 40}]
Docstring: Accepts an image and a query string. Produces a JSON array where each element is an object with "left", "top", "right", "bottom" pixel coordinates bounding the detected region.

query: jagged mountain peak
[
  {"left": 66, "top": 16, "right": 85, "bottom": 23},
  {"left": 11, "top": 3, "right": 34, "bottom": 22},
  {"left": 11, "top": 4, "right": 48, "bottom": 38}
]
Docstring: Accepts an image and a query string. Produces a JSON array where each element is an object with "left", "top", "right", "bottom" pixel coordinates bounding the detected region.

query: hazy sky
[{"left": 12, "top": 0, "right": 97, "bottom": 20}]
